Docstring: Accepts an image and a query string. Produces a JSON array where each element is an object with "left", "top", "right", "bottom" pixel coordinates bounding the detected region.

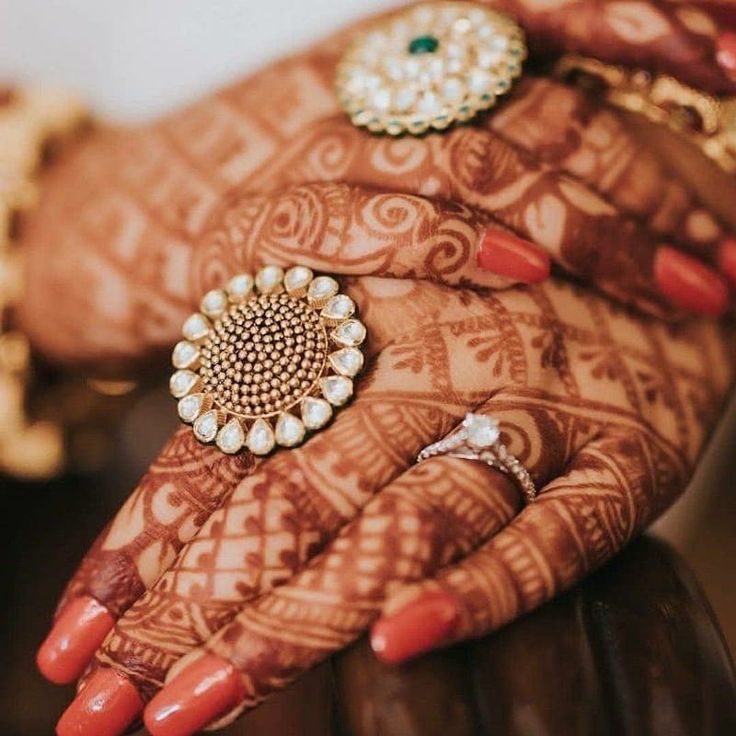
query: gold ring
[
  {"left": 170, "top": 266, "right": 367, "bottom": 455},
  {"left": 336, "top": 1, "right": 526, "bottom": 136},
  {"left": 555, "top": 54, "right": 736, "bottom": 175}
]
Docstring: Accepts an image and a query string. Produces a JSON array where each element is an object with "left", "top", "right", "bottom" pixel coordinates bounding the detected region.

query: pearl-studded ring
[
  {"left": 171, "top": 266, "right": 367, "bottom": 456},
  {"left": 336, "top": 1, "right": 526, "bottom": 136}
]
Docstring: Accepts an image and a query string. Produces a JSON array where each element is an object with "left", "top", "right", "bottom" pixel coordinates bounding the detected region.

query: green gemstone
[{"left": 408, "top": 35, "right": 439, "bottom": 55}]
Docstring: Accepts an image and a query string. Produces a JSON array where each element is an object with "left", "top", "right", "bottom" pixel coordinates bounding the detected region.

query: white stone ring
[
  {"left": 170, "top": 265, "right": 367, "bottom": 456},
  {"left": 417, "top": 413, "right": 537, "bottom": 503},
  {"left": 336, "top": 1, "right": 526, "bottom": 136}
]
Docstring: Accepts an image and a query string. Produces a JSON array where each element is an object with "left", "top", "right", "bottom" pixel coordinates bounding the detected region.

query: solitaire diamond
[{"left": 463, "top": 413, "right": 500, "bottom": 448}]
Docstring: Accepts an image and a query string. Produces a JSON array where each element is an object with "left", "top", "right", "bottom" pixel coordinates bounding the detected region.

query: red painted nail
[
  {"left": 37, "top": 596, "right": 114, "bottom": 684},
  {"left": 56, "top": 668, "right": 143, "bottom": 736},
  {"left": 144, "top": 654, "right": 245, "bottom": 736},
  {"left": 477, "top": 229, "right": 550, "bottom": 284},
  {"left": 371, "top": 591, "right": 460, "bottom": 665},
  {"left": 654, "top": 247, "right": 729, "bottom": 316},
  {"left": 718, "top": 238, "right": 736, "bottom": 288},
  {"left": 716, "top": 31, "right": 736, "bottom": 76}
]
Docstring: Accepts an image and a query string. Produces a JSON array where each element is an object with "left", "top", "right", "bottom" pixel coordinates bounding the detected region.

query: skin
[
  {"left": 26, "top": 0, "right": 736, "bottom": 728},
  {"left": 19, "top": 1, "right": 736, "bottom": 367}
]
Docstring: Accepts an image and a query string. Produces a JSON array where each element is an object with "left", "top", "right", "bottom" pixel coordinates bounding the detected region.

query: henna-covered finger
[
  {"left": 192, "top": 181, "right": 550, "bottom": 297},
  {"left": 370, "top": 426, "right": 693, "bottom": 663},
  {"left": 37, "top": 428, "right": 255, "bottom": 685},
  {"left": 262, "top": 116, "right": 730, "bottom": 318},
  {"left": 492, "top": 0, "right": 736, "bottom": 95},
  {"left": 52, "top": 302, "right": 513, "bottom": 733},
  {"left": 141, "top": 457, "right": 521, "bottom": 736},
  {"left": 488, "top": 76, "right": 729, "bottom": 256}
]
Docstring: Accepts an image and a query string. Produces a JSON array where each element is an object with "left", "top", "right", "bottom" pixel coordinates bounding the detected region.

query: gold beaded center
[{"left": 200, "top": 293, "right": 328, "bottom": 419}]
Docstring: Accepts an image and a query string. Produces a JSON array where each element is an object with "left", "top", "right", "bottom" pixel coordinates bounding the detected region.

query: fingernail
[
  {"left": 654, "top": 247, "right": 729, "bottom": 316},
  {"left": 37, "top": 596, "right": 114, "bottom": 684},
  {"left": 370, "top": 590, "right": 460, "bottom": 665},
  {"left": 477, "top": 229, "right": 550, "bottom": 284},
  {"left": 716, "top": 31, "right": 736, "bottom": 76},
  {"left": 144, "top": 654, "right": 245, "bottom": 736},
  {"left": 718, "top": 238, "right": 736, "bottom": 287},
  {"left": 56, "top": 668, "right": 143, "bottom": 736}
]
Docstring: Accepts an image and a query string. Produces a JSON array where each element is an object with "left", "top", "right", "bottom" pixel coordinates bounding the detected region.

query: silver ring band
[{"left": 417, "top": 413, "right": 537, "bottom": 503}]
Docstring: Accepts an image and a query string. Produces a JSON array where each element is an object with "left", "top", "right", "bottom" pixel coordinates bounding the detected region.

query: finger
[
  {"left": 261, "top": 115, "right": 729, "bottom": 318},
  {"left": 133, "top": 382, "right": 598, "bottom": 733},
  {"left": 370, "top": 428, "right": 688, "bottom": 663},
  {"left": 23, "top": 175, "right": 548, "bottom": 366},
  {"left": 190, "top": 182, "right": 550, "bottom": 297},
  {"left": 36, "top": 427, "right": 255, "bottom": 684},
  {"left": 488, "top": 76, "right": 728, "bottom": 256},
  {"left": 140, "top": 457, "right": 520, "bottom": 736},
  {"left": 37, "top": 273, "right": 442, "bottom": 687},
  {"left": 494, "top": 0, "right": 736, "bottom": 95},
  {"left": 54, "top": 308, "right": 509, "bottom": 733}
]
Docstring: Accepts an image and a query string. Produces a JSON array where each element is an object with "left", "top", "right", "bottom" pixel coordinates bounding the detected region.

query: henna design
[
  {"left": 36, "top": 2, "right": 736, "bottom": 727},
  {"left": 489, "top": 77, "right": 724, "bottom": 249},
  {"left": 134, "top": 278, "right": 733, "bottom": 716},
  {"left": 58, "top": 427, "right": 254, "bottom": 618},
  {"left": 83, "top": 277, "right": 733, "bottom": 707},
  {"left": 19, "top": 0, "right": 736, "bottom": 363}
]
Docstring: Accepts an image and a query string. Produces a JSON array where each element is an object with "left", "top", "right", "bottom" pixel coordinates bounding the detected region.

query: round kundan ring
[
  {"left": 336, "top": 1, "right": 526, "bottom": 136},
  {"left": 170, "top": 265, "right": 367, "bottom": 456},
  {"left": 417, "top": 413, "right": 537, "bottom": 503}
]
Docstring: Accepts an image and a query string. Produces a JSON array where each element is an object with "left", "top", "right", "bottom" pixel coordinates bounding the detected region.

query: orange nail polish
[
  {"left": 716, "top": 31, "right": 736, "bottom": 76},
  {"left": 654, "top": 247, "right": 729, "bottom": 316},
  {"left": 371, "top": 591, "right": 459, "bottom": 665},
  {"left": 56, "top": 668, "right": 143, "bottom": 736},
  {"left": 144, "top": 654, "right": 245, "bottom": 736},
  {"left": 477, "top": 229, "right": 550, "bottom": 284},
  {"left": 37, "top": 596, "right": 114, "bottom": 684},
  {"left": 718, "top": 238, "right": 736, "bottom": 287}
]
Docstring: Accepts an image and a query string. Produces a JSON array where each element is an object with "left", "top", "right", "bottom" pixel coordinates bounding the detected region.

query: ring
[
  {"left": 417, "top": 413, "right": 537, "bottom": 503},
  {"left": 336, "top": 1, "right": 526, "bottom": 136},
  {"left": 170, "top": 265, "right": 367, "bottom": 455},
  {"left": 554, "top": 54, "right": 736, "bottom": 174}
]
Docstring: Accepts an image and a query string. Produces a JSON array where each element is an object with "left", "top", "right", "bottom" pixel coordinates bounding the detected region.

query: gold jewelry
[
  {"left": 336, "top": 1, "right": 526, "bottom": 136},
  {"left": 554, "top": 54, "right": 736, "bottom": 174},
  {"left": 171, "top": 266, "right": 367, "bottom": 455},
  {"left": 0, "top": 87, "right": 88, "bottom": 478}
]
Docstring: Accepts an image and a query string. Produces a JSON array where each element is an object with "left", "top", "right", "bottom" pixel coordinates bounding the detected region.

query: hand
[
  {"left": 20, "top": 0, "right": 736, "bottom": 366},
  {"left": 37, "top": 189, "right": 734, "bottom": 736}
]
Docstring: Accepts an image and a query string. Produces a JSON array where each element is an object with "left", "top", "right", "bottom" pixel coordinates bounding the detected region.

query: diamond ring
[
  {"left": 417, "top": 413, "right": 537, "bottom": 503},
  {"left": 170, "top": 265, "right": 367, "bottom": 455},
  {"left": 336, "top": 1, "right": 526, "bottom": 136}
]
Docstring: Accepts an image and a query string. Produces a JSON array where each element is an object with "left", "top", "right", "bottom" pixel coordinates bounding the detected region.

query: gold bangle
[{"left": 554, "top": 54, "right": 736, "bottom": 175}]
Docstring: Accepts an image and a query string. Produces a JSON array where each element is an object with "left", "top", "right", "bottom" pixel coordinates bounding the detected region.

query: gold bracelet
[
  {"left": 0, "top": 86, "right": 87, "bottom": 478},
  {"left": 554, "top": 54, "right": 736, "bottom": 175}
]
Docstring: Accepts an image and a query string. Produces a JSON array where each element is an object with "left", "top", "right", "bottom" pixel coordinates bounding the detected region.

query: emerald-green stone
[{"left": 408, "top": 35, "right": 439, "bottom": 54}]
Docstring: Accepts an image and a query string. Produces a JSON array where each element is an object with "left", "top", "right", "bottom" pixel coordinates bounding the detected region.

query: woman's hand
[
  {"left": 37, "top": 188, "right": 734, "bottom": 736},
  {"left": 20, "top": 0, "right": 736, "bottom": 367}
]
